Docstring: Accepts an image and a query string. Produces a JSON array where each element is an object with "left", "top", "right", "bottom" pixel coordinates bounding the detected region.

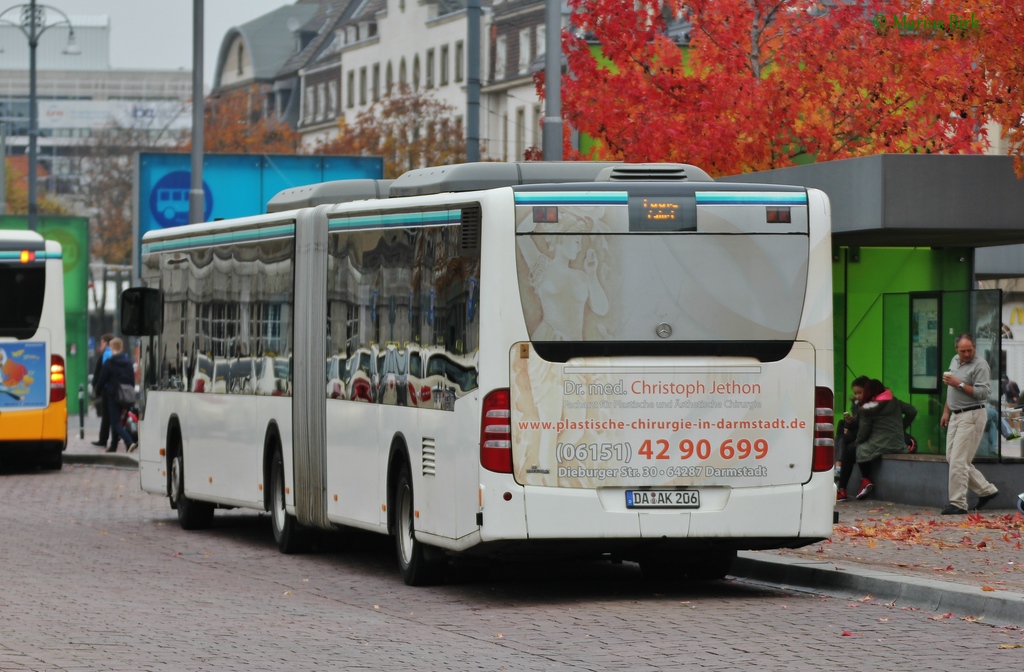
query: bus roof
[
  {"left": 265, "top": 162, "right": 715, "bottom": 212},
  {"left": 266, "top": 179, "right": 393, "bottom": 213}
]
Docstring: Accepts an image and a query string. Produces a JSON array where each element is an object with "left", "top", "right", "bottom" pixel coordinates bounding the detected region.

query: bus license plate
[{"left": 625, "top": 490, "right": 699, "bottom": 509}]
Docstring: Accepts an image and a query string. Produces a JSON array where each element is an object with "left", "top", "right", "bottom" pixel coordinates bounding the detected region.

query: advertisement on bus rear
[
  {"left": 509, "top": 343, "right": 816, "bottom": 489},
  {"left": 0, "top": 341, "right": 48, "bottom": 409}
]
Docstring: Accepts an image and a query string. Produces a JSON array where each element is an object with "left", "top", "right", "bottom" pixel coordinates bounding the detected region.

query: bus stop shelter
[{"left": 727, "top": 154, "right": 1024, "bottom": 507}]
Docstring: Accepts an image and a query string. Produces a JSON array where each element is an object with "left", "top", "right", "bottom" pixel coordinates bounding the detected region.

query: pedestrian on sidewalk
[
  {"left": 90, "top": 333, "right": 114, "bottom": 447},
  {"left": 940, "top": 333, "right": 999, "bottom": 514},
  {"left": 835, "top": 375, "right": 870, "bottom": 502},
  {"left": 94, "top": 337, "right": 136, "bottom": 453},
  {"left": 853, "top": 378, "right": 917, "bottom": 500}
]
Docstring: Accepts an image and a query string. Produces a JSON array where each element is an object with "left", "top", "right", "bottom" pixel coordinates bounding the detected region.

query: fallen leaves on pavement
[{"left": 832, "top": 512, "right": 1024, "bottom": 552}]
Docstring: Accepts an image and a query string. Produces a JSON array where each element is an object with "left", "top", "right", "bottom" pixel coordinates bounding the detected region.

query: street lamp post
[{"left": 0, "top": 0, "right": 79, "bottom": 231}]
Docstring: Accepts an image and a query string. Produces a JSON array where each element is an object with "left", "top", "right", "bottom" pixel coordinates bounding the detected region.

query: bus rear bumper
[{"left": 472, "top": 475, "right": 834, "bottom": 553}]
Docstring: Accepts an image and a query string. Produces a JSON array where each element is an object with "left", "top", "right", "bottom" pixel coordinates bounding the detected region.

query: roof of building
[
  {"left": 727, "top": 154, "right": 1024, "bottom": 249},
  {"left": 278, "top": 0, "right": 358, "bottom": 77},
  {"left": 212, "top": 1, "right": 320, "bottom": 88}
]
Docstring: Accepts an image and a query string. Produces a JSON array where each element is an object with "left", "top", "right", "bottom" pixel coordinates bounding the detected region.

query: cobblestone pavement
[
  {"left": 1, "top": 457, "right": 1023, "bottom": 671},
  {"left": 767, "top": 498, "right": 1024, "bottom": 596}
]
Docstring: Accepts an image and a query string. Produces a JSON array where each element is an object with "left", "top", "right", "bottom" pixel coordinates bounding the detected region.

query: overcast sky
[{"left": 50, "top": 0, "right": 293, "bottom": 86}]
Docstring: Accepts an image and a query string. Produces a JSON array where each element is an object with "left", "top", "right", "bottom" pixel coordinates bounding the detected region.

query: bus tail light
[
  {"left": 480, "top": 388, "right": 512, "bottom": 473},
  {"left": 50, "top": 355, "right": 66, "bottom": 402},
  {"left": 813, "top": 387, "right": 834, "bottom": 472}
]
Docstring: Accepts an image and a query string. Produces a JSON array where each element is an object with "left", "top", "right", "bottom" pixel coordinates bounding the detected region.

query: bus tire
[
  {"left": 170, "top": 452, "right": 214, "bottom": 530},
  {"left": 40, "top": 444, "right": 63, "bottom": 470},
  {"left": 270, "top": 449, "right": 311, "bottom": 554},
  {"left": 393, "top": 462, "right": 446, "bottom": 586}
]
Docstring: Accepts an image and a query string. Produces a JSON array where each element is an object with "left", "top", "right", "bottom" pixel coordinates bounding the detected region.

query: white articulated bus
[
  {"left": 121, "top": 162, "right": 835, "bottom": 585},
  {"left": 0, "top": 230, "right": 67, "bottom": 470}
]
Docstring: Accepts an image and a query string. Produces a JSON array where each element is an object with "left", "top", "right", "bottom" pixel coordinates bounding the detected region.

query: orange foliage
[
  {"left": 181, "top": 85, "right": 301, "bottom": 154},
  {"left": 312, "top": 85, "right": 466, "bottom": 179},
  {"left": 556, "top": 0, "right": 1024, "bottom": 176}
]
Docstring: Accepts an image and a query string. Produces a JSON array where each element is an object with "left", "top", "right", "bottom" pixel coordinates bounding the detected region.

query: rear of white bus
[
  {"left": 0, "top": 231, "right": 67, "bottom": 470},
  {"left": 477, "top": 183, "right": 833, "bottom": 574}
]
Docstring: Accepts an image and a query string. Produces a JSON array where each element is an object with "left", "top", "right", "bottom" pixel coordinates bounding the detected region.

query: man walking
[
  {"left": 94, "top": 337, "right": 136, "bottom": 453},
  {"left": 90, "top": 333, "right": 114, "bottom": 447},
  {"left": 939, "top": 333, "right": 999, "bottom": 514}
]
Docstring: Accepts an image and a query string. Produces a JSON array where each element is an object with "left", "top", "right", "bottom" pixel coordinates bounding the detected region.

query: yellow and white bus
[
  {"left": 0, "top": 230, "right": 67, "bottom": 469},
  {"left": 122, "top": 162, "right": 835, "bottom": 584}
]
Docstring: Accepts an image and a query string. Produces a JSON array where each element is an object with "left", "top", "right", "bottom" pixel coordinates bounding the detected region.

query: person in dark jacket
[
  {"left": 90, "top": 333, "right": 114, "bottom": 446},
  {"left": 835, "top": 375, "right": 870, "bottom": 502},
  {"left": 854, "top": 379, "right": 917, "bottom": 500},
  {"left": 94, "top": 337, "right": 136, "bottom": 453}
]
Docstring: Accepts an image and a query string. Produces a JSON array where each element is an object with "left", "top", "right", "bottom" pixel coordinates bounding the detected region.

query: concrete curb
[
  {"left": 732, "top": 551, "right": 1024, "bottom": 626},
  {"left": 64, "top": 452, "right": 138, "bottom": 468}
]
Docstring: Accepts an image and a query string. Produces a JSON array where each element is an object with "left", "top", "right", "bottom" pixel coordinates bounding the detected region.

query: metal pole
[
  {"left": 188, "top": 0, "right": 205, "bottom": 224},
  {"left": 78, "top": 383, "right": 84, "bottom": 439},
  {"left": 0, "top": 120, "right": 6, "bottom": 216},
  {"left": 465, "top": 0, "right": 480, "bottom": 162},
  {"left": 27, "top": 0, "right": 39, "bottom": 230},
  {"left": 542, "top": 0, "right": 563, "bottom": 161}
]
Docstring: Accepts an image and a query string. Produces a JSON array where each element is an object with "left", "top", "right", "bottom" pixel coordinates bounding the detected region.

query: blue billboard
[{"left": 135, "top": 152, "right": 383, "bottom": 271}]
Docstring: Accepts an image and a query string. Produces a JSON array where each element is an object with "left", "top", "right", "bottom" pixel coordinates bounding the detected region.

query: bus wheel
[
  {"left": 270, "top": 449, "right": 311, "bottom": 554},
  {"left": 393, "top": 463, "right": 446, "bottom": 586},
  {"left": 170, "top": 453, "right": 214, "bottom": 530},
  {"left": 40, "top": 445, "right": 63, "bottom": 471}
]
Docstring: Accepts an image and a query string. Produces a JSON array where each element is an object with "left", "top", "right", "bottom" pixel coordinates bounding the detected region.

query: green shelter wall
[{"left": 833, "top": 247, "right": 972, "bottom": 455}]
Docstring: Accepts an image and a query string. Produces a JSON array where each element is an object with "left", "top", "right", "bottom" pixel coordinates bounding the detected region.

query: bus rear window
[{"left": 0, "top": 267, "right": 45, "bottom": 338}]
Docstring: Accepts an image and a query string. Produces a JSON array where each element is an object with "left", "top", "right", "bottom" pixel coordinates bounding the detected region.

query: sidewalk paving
[
  {"left": 738, "top": 498, "right": 1024, "bottom": 625},
  {"left": 64, "top": 409, "right": 137, "bottom": 468},
  {"left": 61, "top": 414, "right": 1024, "bottom": 624}
]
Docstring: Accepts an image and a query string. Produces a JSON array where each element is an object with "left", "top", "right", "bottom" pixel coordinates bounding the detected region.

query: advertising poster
[
  {"left": 510, "top": 343, "right": 816, "bottom": 490},
  {"left": 0, "top": 341, "right": 48, "bottom": 409}
]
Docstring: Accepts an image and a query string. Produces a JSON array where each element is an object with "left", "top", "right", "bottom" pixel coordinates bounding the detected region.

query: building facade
[{"left": 0, "top": 14, "right": 191, "bottom": 204}]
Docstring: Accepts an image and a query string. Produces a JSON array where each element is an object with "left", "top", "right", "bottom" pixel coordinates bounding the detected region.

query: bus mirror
[{"left": 120, "top": 288, "right": 162, "bottom": 336}]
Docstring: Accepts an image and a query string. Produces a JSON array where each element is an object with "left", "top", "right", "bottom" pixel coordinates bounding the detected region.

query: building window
[
  {"left": 347, "top": 70, "right": 355, "bottom": 108},
  {"left": 413, "top": 55, "right": 421, "bottom": 90},
  {"left": 533, "top": 104, "right": 542, "bottom": 148},
  {"left": 440, "top": 44, "right": 449, "bottom": 86},
  {"left": 399, "top": 58, "right": 407, "bottom": 87},
  {"left": 372, "top": 63, "right": 381, "bottom": 102},
  {"left": 455, "top": 40, "right": 464, "bottom": 82},
  {"left": 494, "top": 35, "right": 507, "bottom": 82},
  {"left": 359, "top": 67, "right": 367, "bottom": 105},
  {"left": 537, "top": 24, "right": 546, "bottom": 59},
  {"left": 304, "top": 85, "right": 315, "bottom": 123},
  {"left": 386, "top": 62, "right": 393, "bottom": 95},
  {"left": 426, "top": 49, "right": 435, "bottom": 89},
  {"left": 317, "top": 83, "right": 327, "bottom": 120},
  {"left": 518, "top": 28, "right": 531, "bottom": 74},
  {"left": 515, "top": 107, "right": 526, "bottom": 160},
  {"left": 328, "top": 80, "right": 338, "bottom": 117},
  {"left": 237, "top": 42, "right": 244, "bottom": 76}
]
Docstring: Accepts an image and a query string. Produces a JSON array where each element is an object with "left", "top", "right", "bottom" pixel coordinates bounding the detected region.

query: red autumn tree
[
  {"left": 555, "top": 0, "right": 1023, "bottom": 176},
  {"left": 179, "top": 84, "right": 301, "bottom": 154},
  {"left": 313, "top": 85, "right": 466, "bottom": 178}
]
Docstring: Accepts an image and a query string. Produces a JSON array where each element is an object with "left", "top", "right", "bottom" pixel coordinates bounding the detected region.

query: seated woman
[{"left": 853, "top": 379, "right": 917, "bottom": 500}]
